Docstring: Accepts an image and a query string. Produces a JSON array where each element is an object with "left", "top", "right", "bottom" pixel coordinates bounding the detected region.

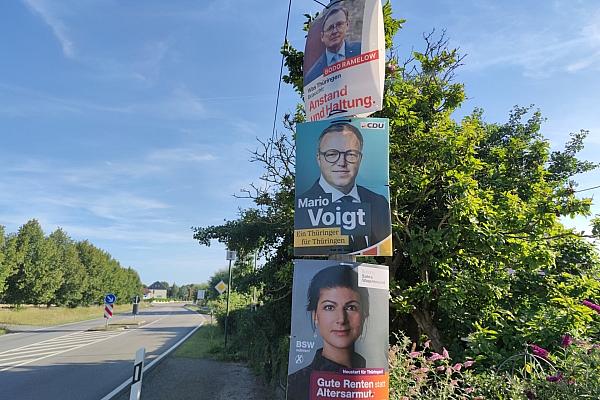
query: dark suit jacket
[
  {"left": 295, "top": 180, "right": 391, "bottom": 255},
  {"left": 304, "top": 41, "right": 362, "bottom": 85}
]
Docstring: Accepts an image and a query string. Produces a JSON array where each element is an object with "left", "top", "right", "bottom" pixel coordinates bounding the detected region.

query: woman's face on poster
[{"left": 313, "top": 286, "right": 364, "bottom": 350}]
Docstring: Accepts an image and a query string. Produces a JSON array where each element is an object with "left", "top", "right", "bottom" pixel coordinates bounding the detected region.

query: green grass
[
  {"left": 0, "top": 303, "right": 145, "bottom": 326},
  {"left": 174, "top": 325, "right": 233, "bottom": 360},
  {"left": 0, "top": 328, "right": 6, "bottom": 335}
]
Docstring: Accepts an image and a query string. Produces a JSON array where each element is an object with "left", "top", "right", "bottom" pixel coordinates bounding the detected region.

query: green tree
[
  {"left": 77, "top": 240, "right": 113, "bottom": 305},
  {"left": 0, "top": 226, "right": 11, "bottom": 298},
  {"left": 49, "top": 228, "right": 88, "bottom": 307},
  {"left": 192, "top": 0, "right": 599, "bottom": 375},
  {"left": 4, "top": 220, "right": 63, "bottom": 305},
  {"left": 170, "top": 282, "right": 179, "bottom": 299}
]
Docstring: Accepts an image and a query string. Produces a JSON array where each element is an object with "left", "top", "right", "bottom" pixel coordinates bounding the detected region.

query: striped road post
[{"left": 104, "top": 293, "right": 116, "bottom": 328}]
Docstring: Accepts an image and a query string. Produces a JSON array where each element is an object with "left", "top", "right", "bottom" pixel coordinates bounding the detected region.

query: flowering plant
[{"left": 389, "top": 334, "right": 479, "bottom": 399}]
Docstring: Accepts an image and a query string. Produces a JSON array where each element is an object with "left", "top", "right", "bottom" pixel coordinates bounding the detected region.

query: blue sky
[{"left": 1, "top": 0, "right": 598, "bottom": 286}]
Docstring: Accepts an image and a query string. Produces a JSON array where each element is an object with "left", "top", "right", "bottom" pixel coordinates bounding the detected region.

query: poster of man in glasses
[
  {"left": 294, "top": 118, "right": 392, "bottom": 256},
  {"left": 303, "top": 0, "right": 384, "bottom": 121}
]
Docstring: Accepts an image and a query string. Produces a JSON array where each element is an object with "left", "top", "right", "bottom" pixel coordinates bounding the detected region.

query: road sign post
[
  {"left": 224, "top": 249, "right": 237, "bottom": 348},
  {"left": 104, "top": 293, "right": 116, "bottom": 328},
  {"left": 129, "top": 347, "right": 145, "bottom": 400},
  {"left": 132, "top": 295, "right": 140, "bottom": 319}
]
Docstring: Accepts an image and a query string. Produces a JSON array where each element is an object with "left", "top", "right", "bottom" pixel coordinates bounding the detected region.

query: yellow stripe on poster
[{"left": 294, "top": 228, "right": 349, "bottom": 247}]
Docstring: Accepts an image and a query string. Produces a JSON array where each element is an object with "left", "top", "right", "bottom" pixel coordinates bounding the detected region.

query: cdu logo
[{"left": 360, "top": 121, "right": 385, "bottom": 129}]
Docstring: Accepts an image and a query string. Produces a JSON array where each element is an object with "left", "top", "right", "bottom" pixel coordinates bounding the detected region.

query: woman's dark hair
[{"left": 306, "top": 264, "right": 369, "bottom": 318}]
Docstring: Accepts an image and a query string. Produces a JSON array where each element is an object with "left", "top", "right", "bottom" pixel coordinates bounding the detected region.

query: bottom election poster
[{"left": 287, "top": 260, "right": 389, "bottom": 400}]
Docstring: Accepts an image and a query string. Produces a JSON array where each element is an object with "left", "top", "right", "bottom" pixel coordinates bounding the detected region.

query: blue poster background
[{"left": 295, "top": 117, "right": 389, "bottom": 197}]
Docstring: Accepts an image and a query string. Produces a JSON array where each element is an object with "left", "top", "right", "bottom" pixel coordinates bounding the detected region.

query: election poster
[
  {"left": 303, "top": 0, "right": 384, "bottom": 121},
  {"left": 294, "top": 118, "right": 392, "bottom": 256},
  {"left": 287, "top": 260, "right": 389, "bottom": 400}
]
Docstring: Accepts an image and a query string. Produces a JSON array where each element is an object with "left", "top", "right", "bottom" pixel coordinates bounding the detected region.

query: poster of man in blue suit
[
  {"left": 304, "top": 6, "right": 362, "bottom": 85},
  {"left": 303, "top": 0, "right": 385, "bottom": 122},
  {"left": 294, "top": 118, "right": 392, "bottom": 256}
]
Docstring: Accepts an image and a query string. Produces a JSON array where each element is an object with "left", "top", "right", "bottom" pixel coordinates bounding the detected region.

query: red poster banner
[{"left": 309, "top": 370, "right": 389, "bottom": 399}]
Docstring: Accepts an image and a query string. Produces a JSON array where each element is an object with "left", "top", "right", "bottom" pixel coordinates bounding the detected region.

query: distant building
[{"left": 145, "top": 281, "right": 168, "bottom": 299}]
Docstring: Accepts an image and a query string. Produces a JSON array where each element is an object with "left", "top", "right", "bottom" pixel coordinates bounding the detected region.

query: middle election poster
[
  {"left": 294, "top": 118, "right": 392, "bottom": 256},
  {"left": 287, "top": 260, "right": 389, "bottom": 400}
]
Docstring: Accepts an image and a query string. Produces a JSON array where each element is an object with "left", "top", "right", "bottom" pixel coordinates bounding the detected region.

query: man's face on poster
[
  {"left": 320, "top": 9, "right": 349, "bottom": 53},
  {"left": 317, "top": 128, "right": 362, "bottom": 194}
]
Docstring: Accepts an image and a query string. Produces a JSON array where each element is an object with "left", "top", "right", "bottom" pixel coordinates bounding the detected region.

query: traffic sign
[
  {"left": 215, "top": 280, "right": 227, "bottom": 294},
  {"left": 104, "top": 303, "right": 114, "bottom": 319},
  {"left": 104, "top": 293, "right": 117, "bottom": 304},
  {"left": 197, "top": 289, "right": 205, "bottom": 300},
  {"left": 226, "top": 250, "right": 237, "bottom": 261}
]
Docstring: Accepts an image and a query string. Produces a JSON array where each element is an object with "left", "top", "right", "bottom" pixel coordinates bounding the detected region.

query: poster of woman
[{"left": 287, "top": 260, "right": 389, "bottom": 400}]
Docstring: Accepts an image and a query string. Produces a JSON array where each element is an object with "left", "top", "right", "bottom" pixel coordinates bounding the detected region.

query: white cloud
[
  {"left": 22, "top": 0, "right": 75, "bottom": 58},
  {"left": 449, "top": 1, "right": 600, "bottom": 77},
  {"left": 148, "top": 148, "right": 217, "bottom": 163}
]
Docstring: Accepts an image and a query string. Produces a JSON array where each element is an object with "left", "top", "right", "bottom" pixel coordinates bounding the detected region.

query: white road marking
[
  {"left": 100, "top": 313, "right": 206, "bottom": 400},
  {"left": 0, "top": 318, "right": 165, "bottom": 372}
]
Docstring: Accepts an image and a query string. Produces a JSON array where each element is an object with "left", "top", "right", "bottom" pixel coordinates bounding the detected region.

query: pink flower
[
  {"left": 465, "top": 387, "right": 474, "bottom": 394},
  {"left": 561, "top": 334, "right": 573, "bottom": 348},
  {"left": 450, "top": 379, "right": 458, "bottom": 386},
  {"left": 409, "top": 351, "right": 421, "bottom": 358},
  {"left": 424, "top": 340, "right": 431, "bottom": 349},
  {"left": 442, "top": 347, "right": 449, "bottom": 359},
  {"left": 464, "top": 360, "right": 475, "bottom": 368},
  {"left": 436, "top": 366, "right": 445, "bottom": 372},
  {"left": 428, "top": 353, "right": 444, "bottom": 361},
  {"left": 583, "top": 299, "right": 600, "bottom": 313},
  {"left": 453, "top": 363, "right": 463, "bottom": 372},
  {"left": 418, "top": 367, "right": 429, "bottom": 373},
  {"left": 530, "top": 344, "right": 549, "bottom": 359}
]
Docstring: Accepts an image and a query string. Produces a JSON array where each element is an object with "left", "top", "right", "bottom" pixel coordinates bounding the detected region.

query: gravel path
[{"left": 113, "top": 357, "right": 275, "bottom": 400}]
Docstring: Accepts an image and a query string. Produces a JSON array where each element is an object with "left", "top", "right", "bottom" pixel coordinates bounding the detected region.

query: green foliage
[
  {"left": 389, "top": 333, "right": 479, "bottom": 399},
  {"left": 530, "top": 338, "right": 600, "bottom": 399},
  {"left": 207, "top": 290, "right": 253, "bottom": 329},
  {"left": 49, "top": 229, "right": 88, "bottom": 307},
  {"left": 190, "top": 1, "right": 600, "bottom": 395},
  {"left": 4, "top": 220, "right": 63, "bottom": 305},
  {"left": 0, "top": 226, "right": 10, "bottom": 297},
  {"left": 0, "top": 220, "right": 142, "bottom": 307}
]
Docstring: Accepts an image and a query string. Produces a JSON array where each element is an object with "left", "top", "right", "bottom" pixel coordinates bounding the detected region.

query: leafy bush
[{"left": 389, "top": 333, "right": 479, "bottom": 399}]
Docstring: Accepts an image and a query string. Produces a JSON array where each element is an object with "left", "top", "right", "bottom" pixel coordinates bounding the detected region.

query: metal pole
[
  {"left": 253, "top": 251, "right": 257, "bottom": 308},
  {"left": 224, "top": 258, "right": 233, "bottom": 348}
]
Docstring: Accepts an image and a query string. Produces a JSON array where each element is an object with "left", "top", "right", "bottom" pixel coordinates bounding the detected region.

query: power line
[
  {"left": 271, "top": 0, "right": 293, "bottom": 146},
  {"left": 575, "top": 184, "right": 600, "bottom": 193}
]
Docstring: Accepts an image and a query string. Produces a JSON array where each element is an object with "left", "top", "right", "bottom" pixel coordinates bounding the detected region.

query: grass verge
[
  {"left": 0, "top": 328, "right": 6, "bottom": 335},
  {"left": 174, "top": 325, "right": 241, "bottom": 361},
  {"left": 0, "top": 303, "right": 146, "bottom": 327}
]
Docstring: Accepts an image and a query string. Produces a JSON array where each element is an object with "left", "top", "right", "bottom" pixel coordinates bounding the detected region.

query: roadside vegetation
[
  {"left": 0, "top": 303, "right": 140, "bottom": 327},
  {"left": 0, "top": 220, "right": 142, "bottom": 308},
  {"left": 173, "top": 325, "right": 230, "bottom": 360},
  {"left": 191, "top": 2, "right": 600, "bottom": 398}
]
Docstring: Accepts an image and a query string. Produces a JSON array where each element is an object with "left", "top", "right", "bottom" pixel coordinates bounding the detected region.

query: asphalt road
[{"left": 0, "top": 302, "right": 205, "bottom": 400}]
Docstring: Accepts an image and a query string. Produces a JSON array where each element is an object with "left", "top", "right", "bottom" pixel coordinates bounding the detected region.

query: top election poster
[
  {"left": 294, "top": 117, "right": 392, "bottom": 257},
  {"left": 286, "top": 259, "right": 389, "bottom": 400},
  {"left": 303, "top": 0, "right": 384, "bottom": 121}
]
